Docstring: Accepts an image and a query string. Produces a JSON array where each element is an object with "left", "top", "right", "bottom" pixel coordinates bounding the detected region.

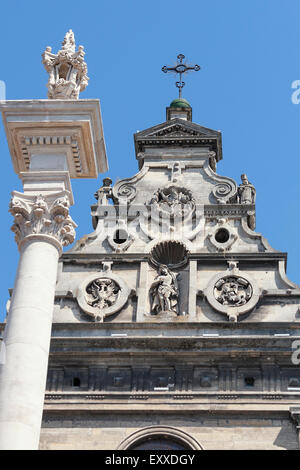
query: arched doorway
[{"left": 117, "top": 426, "right": 203, "bottom": 450}]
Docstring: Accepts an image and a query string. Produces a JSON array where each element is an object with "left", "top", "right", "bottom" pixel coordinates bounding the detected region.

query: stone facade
[
  {"left": 1, "top": 95, "right": 300, "bottom": 449},
  {"left": 33, "top": 102, "right": 300, "bottom": 450}
]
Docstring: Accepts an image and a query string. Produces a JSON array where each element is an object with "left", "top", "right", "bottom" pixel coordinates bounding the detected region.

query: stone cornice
[
  {"left": 47, "top": 331, "right": 300, "bottom": 358},
  {"left": 0, "top": 99, "right": 107, "bottom": 177},
  {"left": 61, "top": 252, "right": 288, "bottom": 264}
]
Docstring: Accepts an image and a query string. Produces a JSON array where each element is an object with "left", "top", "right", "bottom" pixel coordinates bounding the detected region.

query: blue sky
[{"left": 0, "top": 0, "right": 300, "bottom": 321}]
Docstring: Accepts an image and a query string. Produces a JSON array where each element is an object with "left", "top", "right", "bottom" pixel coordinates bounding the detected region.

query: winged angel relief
[{"left": 85, "top": 278, "right": 120, "bottom": 311}]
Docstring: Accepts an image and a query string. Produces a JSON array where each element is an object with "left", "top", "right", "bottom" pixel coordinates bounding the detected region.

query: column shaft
[{"left": 0, "top": 238, "right": 59, "bottom": 449}]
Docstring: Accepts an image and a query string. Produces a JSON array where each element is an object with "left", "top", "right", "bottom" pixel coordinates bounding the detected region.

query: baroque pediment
[{"left": 134, "top": 118, "right": 222, "bottom": 161}]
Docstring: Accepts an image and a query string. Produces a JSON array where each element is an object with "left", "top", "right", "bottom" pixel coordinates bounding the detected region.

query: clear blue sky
[{"left": 0, "top": 0, "right": 300, "bottom": 321}]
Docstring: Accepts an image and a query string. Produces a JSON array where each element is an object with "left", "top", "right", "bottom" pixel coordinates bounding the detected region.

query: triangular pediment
[
  {"left": 135, "top": 118, "right": 220, "bottom": 139},
  {"left": 134, "top": 118, "right": 222, "bottom": 161}
]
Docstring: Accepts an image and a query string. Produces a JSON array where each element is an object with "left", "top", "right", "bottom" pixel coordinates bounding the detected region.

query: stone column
[
  {"left": 0, "top": 98, "right": 107, "bottom": 449},
  {"left": 0, "top": 191, "right": 76, "bottom": 449}
]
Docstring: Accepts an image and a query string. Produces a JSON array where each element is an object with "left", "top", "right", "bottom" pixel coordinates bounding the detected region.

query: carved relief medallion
[
  {"left": 86, "top": 278, "right": 120, "bottom": 310},
  {"left": 214, "top": 276, "right": 252, "bottom": 307},
  {"left": 204, "top": 268, "right": 260, "bottom": 322},
  {"left": 149, "top": 186, "right": 195, "bottom": 219},
  {"left": 76, "top": 273, "right": 131, "bottom": 322}
]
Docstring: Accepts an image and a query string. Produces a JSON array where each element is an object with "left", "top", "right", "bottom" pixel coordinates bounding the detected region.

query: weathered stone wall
[{"left": 39, "top": 413, "right": 298, "bottom": 450}]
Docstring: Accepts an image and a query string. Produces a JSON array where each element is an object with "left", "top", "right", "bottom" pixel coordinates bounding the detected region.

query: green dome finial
[{"left": 169, "top": 98, "right": 191, "bottom": 108}]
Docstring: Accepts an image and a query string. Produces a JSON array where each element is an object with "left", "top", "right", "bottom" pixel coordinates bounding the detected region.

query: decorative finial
[
  {"left": 162, "top": 54, "right": 200, "bottom": 99},
  {"left": 42, "top": 30, "right": 89, "bottom": 100}
]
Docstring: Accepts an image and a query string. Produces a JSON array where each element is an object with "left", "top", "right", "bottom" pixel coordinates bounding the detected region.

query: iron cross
[{"left": 162, "top": 54, "right": 200, "bottom": 98}]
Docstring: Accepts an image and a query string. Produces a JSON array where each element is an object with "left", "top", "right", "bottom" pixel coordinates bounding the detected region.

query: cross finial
[{"left": 162, "top": 54, "right": 200, "bottom": 99}]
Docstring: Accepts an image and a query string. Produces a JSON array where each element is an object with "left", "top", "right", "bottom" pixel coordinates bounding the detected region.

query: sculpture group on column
[{"left": 42, "top": 29, "right": 89, "bottom": 100}]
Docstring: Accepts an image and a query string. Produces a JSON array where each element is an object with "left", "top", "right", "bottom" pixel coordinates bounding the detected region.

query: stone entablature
[
  {"left": 0, "top": 100, "right": 107, "bottom": 178},
  {"left": 45, "top": 362, "right": 300, "bottom": 396}
]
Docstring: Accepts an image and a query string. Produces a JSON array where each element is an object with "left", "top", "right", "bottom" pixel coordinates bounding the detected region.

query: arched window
[
  {"left": 128, "top": 435, "right": 189, "bottom": 450},
  {"left": 117, "top": 426, "right": 203, "bottom": 451}
]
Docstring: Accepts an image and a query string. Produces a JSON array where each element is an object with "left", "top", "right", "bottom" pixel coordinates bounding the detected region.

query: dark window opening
[
  {"left": 72, "top": 377, "right": 81, "bottom": 387},
  {"left": 244, "top": 376, "right": 255, "bottom": 387},
  {"left": 113, "top": 229, "right": 128, "bottom": 244},
  {"left": 215, "top": 228, "right": 230, "bottom": 244},
  {"left": 129, "top": 435, "right": 190, "bottom": 451}
]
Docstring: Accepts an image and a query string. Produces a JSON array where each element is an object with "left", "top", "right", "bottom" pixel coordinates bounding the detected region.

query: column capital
[{"left": 9, "top": 191, "right": 76, "bottom": 254}]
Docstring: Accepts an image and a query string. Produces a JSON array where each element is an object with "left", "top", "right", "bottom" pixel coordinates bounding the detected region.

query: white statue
[
  {"left": 238, "top": 174, "right": 256, "bottom": 204},
  {"left": 42, "top": 30, "right": 89, "bottom": 99},
  {"left": 149, "top": 265, "right": 179, "bottom": 315}
]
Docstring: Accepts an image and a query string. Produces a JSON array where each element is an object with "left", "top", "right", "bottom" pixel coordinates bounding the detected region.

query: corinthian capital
[{"left": 9, "top": 192, "right": 77, "bottom": 252}]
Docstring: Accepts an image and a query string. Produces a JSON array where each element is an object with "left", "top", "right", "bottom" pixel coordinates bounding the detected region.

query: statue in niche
[
  {"left": 94, "top": 177, "right": 113, "bottom": 205},
  {"left": 150, "top": 186, "right": 195, "bottom": 218},
  {"left": 149, "top": 265, "right": 179, "bottom": 315},
  {"left": 238, "top": 174, "right": 256, "bottom": 204},
  {"left": 85, "top": 278, "right": 120, "bottom": 310}
]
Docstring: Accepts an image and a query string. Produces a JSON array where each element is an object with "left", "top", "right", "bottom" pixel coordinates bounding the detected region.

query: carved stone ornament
[
  {"left": 149, "top": 264, "right": 179, "bottom": 316},
  {"left": 204, "top": 268, "right": 260, "bottom": 322},
  {"left": 149, "top": 186, "right": 195, "bottom": 220},
  {"left": 9, "top": 192, "right": 76, "bottom": 251},
  {"left": 76, "top": 272, "right": 131, "bottom": 322},
  {"left": 112, "top": 166, "right": 149, "bottom": 203},
  {"left": 149, "top": 240, "right": 189, "bottom": 269},
  {"left": 214, "top": 276, "right": 252, "bottom": 307},
  {"left": 212, "top": 181, "right": 236, "bottom": 204},
  {"left": 42, "top": 29, "right": 89, "bottom": 99}
]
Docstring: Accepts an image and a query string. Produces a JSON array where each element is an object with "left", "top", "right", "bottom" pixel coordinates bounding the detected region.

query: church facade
[
  {"left": 40, "top": 100, "right": 300, "bottom": 450},
  {"left": 1, "top": 33, "right": 300, "bottom": 450}
]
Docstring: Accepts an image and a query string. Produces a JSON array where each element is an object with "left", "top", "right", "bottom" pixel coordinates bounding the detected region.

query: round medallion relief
[
  {"left": 204, "top": 271, "right": 260, "bottom": 322},
  {"left": 214, "top": 276, "right": 252, "bottom": 307},
  {"left": 76, "top": 273, "right": 131, "bottom": 322}
]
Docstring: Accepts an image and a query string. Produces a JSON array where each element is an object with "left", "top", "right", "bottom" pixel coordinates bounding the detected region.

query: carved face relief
[{"left": 214, "top": 276, "right": 252, "bottom": 307}]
